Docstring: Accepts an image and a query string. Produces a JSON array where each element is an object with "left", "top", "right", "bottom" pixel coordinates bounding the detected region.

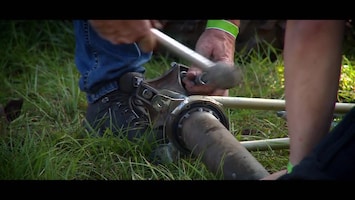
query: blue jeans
[{"left": 73, "top": 20, "right": 152, "bottom": 104}]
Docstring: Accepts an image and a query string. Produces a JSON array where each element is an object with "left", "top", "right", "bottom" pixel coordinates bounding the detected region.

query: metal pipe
[
  {"left": 241, "top": 138, "right": 290, "bottom": 151},
  {"left": 181, "top": 111, "right": 270, "bottom": 180},
  {"left": 200, "top": 96, "right": 355, "bottom": 114},
  {"left": 151, "top": 28, "right": 214, "bottom": 70}
]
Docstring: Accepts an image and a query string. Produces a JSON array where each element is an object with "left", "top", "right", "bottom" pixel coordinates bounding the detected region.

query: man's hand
[
  {"left": 182, "top": 20, "right": 239, "bottom": 96},
  {"left": 183, "top": 68, "right": 230, "bottom": 96},
  {"left": 88, "top": 20, "right": 162, "bottom": 52}
]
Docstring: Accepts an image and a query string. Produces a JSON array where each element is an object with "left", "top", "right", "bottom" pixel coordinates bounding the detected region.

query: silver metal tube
[
  {"left": 200, "top": 96, "right": 355, "bottom": 114},
  {"left": 151, "top": 28, "right": 214, "bottom": 70},
  {"left": 241, "top": 138, "right": 290, "bottom": 151}
]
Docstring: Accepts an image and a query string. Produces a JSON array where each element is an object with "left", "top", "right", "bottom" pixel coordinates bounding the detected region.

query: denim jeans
[{"left": 73, "top": 20, "right": 152, "bottom": 104}]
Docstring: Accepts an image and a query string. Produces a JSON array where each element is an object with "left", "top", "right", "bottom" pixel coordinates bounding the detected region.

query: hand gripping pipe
[{"left": 151, "top": 28, "right": 242, "bottom": 90}]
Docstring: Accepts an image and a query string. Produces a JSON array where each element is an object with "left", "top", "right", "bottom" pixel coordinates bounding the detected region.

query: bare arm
[{"left": 261, "top": 20, "right": 345, "bottom": 180}]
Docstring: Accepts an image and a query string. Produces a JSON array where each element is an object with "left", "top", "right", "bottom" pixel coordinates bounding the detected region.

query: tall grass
[{"left": 0, "top": 20, "right": 354, "bottom": 180}]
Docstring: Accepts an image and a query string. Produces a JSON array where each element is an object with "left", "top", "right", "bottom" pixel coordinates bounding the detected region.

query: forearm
[{"left": 284, "top": 20, "right": 345, "bottom": 165}]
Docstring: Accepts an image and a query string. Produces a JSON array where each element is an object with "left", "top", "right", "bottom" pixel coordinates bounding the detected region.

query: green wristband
[
  {"left": 206, "top": 20, "right": 239, "bottom": 38},
  {"left": 287, "top": 161, "right": 294, "bottom": 174}
]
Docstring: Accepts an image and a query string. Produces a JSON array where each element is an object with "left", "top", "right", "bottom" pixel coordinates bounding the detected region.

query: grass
[{"left": 0, "top": 20, "right": 354, "bottom": 180}]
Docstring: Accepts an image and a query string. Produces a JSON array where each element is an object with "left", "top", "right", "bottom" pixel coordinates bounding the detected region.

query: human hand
[
  {"left": 183, "top": 67, "right": 230, "bottom": 96},
  {"left": 88, "top": 20, "right": 162, "bottom": 52},
  {"left": 182, "top": 25, "right": 237, "bottom": 96}
]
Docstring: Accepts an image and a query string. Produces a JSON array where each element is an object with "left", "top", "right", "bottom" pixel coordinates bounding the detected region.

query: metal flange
[{"left": 164, "top": 95, "right": 229, "bottom": 154}]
